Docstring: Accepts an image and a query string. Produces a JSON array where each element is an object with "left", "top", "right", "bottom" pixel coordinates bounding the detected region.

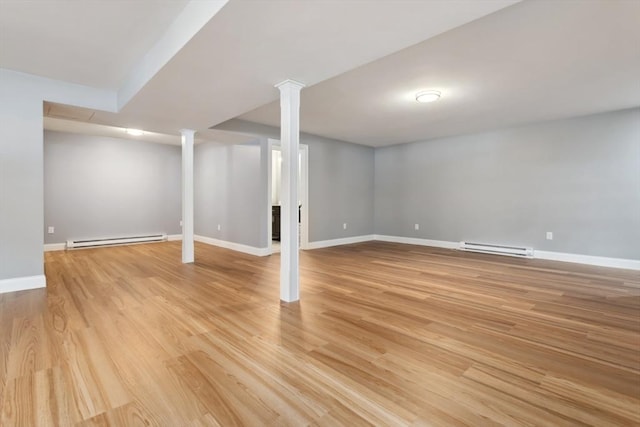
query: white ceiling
[
  {"left": 238, "top": 0, "right": 640, "bottom": 146},
  {"left": 0, "top": 0, "right": 189, "bottom": 89},
  {"left": 6, "top": 0, "right": 638, "bottom": 147},
  {"left": 5, "top": 0, "right": 519, "bottom": 142},
  {"left": 44, "top": 117, "right": 181, "bottom": 145},
  {"left": 113, "top": 0, "right": 519, "bottom": 133},
  {"left": 44, "top": 103, "right": 257, "bottom": 146}
]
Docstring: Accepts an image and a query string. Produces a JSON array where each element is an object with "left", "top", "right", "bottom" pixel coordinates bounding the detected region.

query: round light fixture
[{"left": 415, "top": 90, "right": 441, "bottom": 103}]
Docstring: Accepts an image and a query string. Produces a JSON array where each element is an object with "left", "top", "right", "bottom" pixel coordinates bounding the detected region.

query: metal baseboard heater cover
[
  {"left": 66, "top": 234, "right": 167, "bottom": 249},
  {"left": 459, "top": 241, "right": 534, "bottom": 258}
]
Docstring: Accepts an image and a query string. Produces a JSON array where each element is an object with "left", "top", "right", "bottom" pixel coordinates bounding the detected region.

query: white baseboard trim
[
  {"left": 373, "top": 234, "right": 459, "bottom": 250},
  {"left": 195, "top": 235, "right": 270, "bottom": 257},
  {"left": 306, "top": 234, "right": 376, "bottom": 250},
  {"left": 373, "top": 235, "right": 639, "bottom": 270},
  {"left": 534, "top": 250, "right": 640, "bottom": 271},
  {"left": 47, "top": 231, "right": 637, "bottom": 270},
  {"left": 0, "top": 275, "right": 46, "bottom": 294},
  {"left": 44, "top": 243, "right": 66, "bottom": 252}
]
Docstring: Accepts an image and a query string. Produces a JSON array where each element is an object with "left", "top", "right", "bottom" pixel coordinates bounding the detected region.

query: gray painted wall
[
  {"left": 44, "top": 131, "right": 181, "bottom": 244},
  {"left": 0, "top": 76, "right": 44, "bottom": 280},
  {"left": 214, "top": 119, "right": 376, "bottom": 242},
  {"left": 194, "top": 141, "right": 268, "bottom": 248},
  {"left": 375, "top": 108, "right": 640, "bottom": 259},
  {"left": 302, "top": 133, "right": 375, "bottom": 242}
]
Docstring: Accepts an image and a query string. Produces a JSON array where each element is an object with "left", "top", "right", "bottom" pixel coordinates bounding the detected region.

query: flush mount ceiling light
[
  {"left": 415, "top": 90, "right": 441, "bottom": 103},
  {"left": 125, "top": 128, "right": 144, "bottom": 136}
]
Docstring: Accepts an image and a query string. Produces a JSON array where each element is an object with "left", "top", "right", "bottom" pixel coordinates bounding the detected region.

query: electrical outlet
[
  {"left": 47, "top": 226, "right": 54, "bottom": 234},
  {"left": 217, "top": 224, "right": 221, "bottom": 231},
  {"left": 343, "top": 223, "right": 347, "bottom": 230},
  {"left": 180, "top": 220, "right": 183, "bottom": 227},
  {"left": 414, "top": 223, "right": 420, "bottom": 231},
  {"left": 546, "top": 231, "right": 553, "bottom": 240}
]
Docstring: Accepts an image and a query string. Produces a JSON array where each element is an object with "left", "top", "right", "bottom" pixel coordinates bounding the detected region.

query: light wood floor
[{"left": 1, "top": 241, "right": 639, "bottom": 426}]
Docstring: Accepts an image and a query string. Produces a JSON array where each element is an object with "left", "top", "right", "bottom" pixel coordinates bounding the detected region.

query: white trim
[
  {"left": 167, "top": 234, "right": 182, "bottom": 241},
  {"left": 195, "top": 235, "right": 270, "bottom": 257},
  {"left": 307, "top": 235, "right": 376, "bottom": 250},
  {"left": 373, "top": 235, "right": 639, "bottom": 270},
  {"left": 373, "top": 234, "right": 458, "bottom": 249},
  {"left": 267, "top": 139, "right": 273, "bottom": 253},
  {"left": 275, "top": 79, "right": 306, "bottom": 90},
  {"left": 44, "top": 243, "right": 66, "bottom": 252},
  {"left": 0, "top": 275, "right": 46, "bottom": 294},
  {"left": 299, "top": 144, "right": 309, "bottom": 250},
  {"left": 535, "top": 250, "right": 640, "bottom": 271}
]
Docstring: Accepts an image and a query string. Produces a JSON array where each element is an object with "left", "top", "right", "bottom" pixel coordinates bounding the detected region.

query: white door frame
[{"left": 267, "top": 138, "right": 309, "bottom": 254}]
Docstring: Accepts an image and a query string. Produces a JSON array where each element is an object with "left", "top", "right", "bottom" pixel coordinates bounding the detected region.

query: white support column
[
  {"left": 276, "top": 79, "right": 305, "bottom": 302},
  {"left": 180, "top": 129, "right": 195, "bottom": 264}
]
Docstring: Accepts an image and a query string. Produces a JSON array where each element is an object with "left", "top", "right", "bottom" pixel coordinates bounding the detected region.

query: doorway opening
[{"left": 267, "top": 139, "right": 308, "bottom": 254}]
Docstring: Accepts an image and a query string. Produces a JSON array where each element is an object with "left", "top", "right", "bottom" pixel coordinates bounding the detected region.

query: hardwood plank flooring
[{"left": 1, "top": 241, "right": 639, "bottom": 426}]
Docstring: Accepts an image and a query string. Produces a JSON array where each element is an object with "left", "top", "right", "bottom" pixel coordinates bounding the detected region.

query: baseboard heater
[
  {"left": 66, "top": 234, "right": 167, "bottom": 249},
  {"left": 459, "top": 241, "right": 534, "bottom": 258}
]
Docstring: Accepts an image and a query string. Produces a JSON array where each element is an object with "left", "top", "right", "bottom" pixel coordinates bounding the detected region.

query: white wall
[
  {"left": 214, "top": 119, "right": 376, "bottom": 242},
  {"left": 375, "top": 108, "right": 640, "bottom": 260},
  {"left": 194, "top": 140, "right": 269, "bottom": 249},
  {"left": 0, "top": 74, "right": 45, "bottom": 282},
  {"left": 0, "top": 69, "right": 116, "bottom": 289},
  {"left": 44, "top": 131, "right": 181, "bottom": 244}
]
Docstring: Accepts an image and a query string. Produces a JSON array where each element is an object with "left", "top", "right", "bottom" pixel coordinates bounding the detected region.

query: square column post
[
  {"left": 180, "top": 129, "right": 195, "bottom": 264},
  {"left": 275, "top": 79, "right": 305, "bottom": 302}
]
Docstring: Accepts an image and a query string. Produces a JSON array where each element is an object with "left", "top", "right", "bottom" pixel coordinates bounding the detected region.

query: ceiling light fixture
[
  {"left": 415, "top": 90, "right": 441, "bottom": 103},
  {"left": 125, "top": 128, "right": 144, "bottom": 136}
]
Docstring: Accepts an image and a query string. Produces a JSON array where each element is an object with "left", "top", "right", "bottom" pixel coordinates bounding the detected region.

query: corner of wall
[{"left": 0, "top": 275, "right": 46, "bottom": 294}]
